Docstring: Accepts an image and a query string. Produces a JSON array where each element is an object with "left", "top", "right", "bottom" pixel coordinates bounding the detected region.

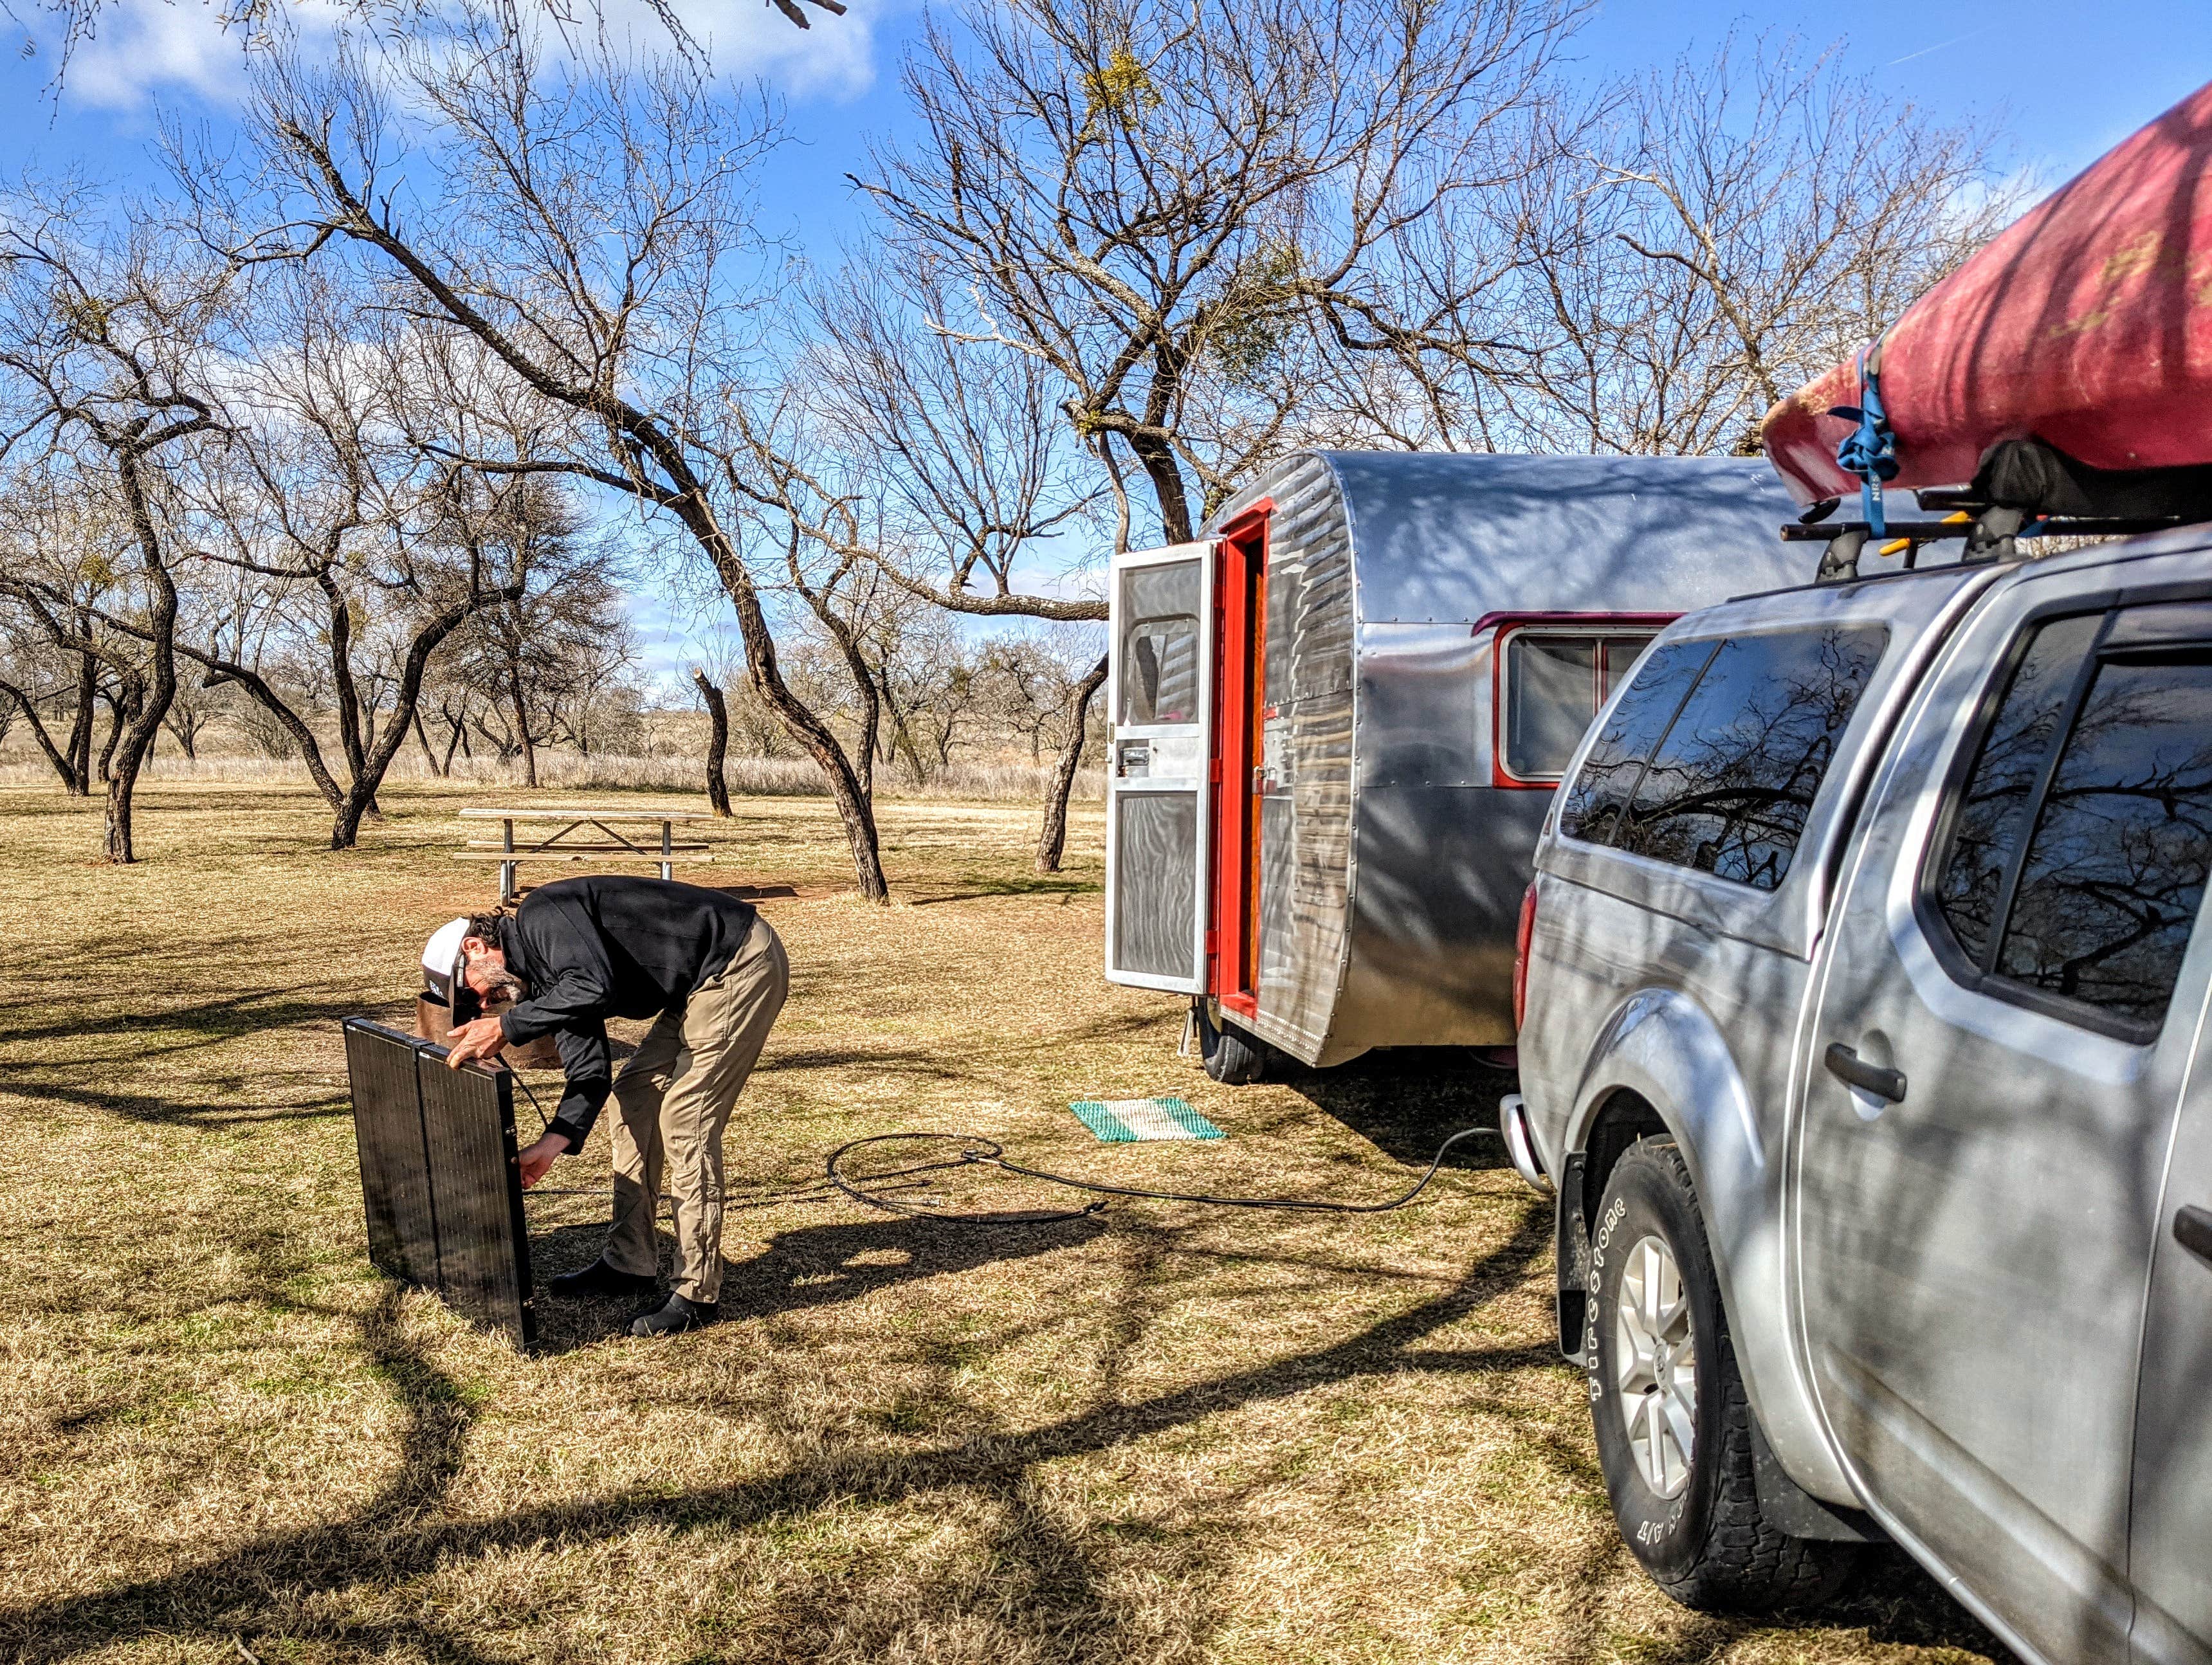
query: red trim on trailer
[
  {"left": 1481, "top": 611, "right": 1679, "bottom": 790},
  {"left": 1209, "top": 504, "right": 1271, "bottom": 1015}
]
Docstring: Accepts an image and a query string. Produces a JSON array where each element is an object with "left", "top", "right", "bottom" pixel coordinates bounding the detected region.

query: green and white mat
[{"left": 1069, "top": 1096, "right": 1225, "bottom": 1142}]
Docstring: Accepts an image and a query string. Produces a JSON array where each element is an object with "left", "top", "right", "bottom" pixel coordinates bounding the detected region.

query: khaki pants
[{"left": 603, "top": 916, "right": 788, "bottom": 1304}]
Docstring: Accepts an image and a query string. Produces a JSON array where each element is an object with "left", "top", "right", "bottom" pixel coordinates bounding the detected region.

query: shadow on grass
[
  {"left": 1272, "top": 1045, "right": 1520, "bottom": 1170},
  {"left": 907, "top": 875, "right": 1102, "bottom": 906},
  {"left": 0, "top": 1181, "right": 2013, "bottom": 1665},
  {"left": 527, "top": 1212, "right": 1110, "bottom": 1352}
]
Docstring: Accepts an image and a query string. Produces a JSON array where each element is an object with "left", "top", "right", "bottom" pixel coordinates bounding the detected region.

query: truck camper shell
[{"left": 1103, "top": 450, "right": 1802, "bottom": 1068}]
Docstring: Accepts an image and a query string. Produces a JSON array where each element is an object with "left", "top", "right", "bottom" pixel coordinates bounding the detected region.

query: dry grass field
[{"left": 0, "top": 781, "right": 2013, "bottom": 1665}]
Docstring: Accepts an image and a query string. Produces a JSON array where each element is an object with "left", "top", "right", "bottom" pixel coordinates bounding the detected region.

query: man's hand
[
  {"left": 516, "top": 1130, "right": 569, "bottom": 1189},
  {"left": 444, "top": 1015, "right": 509, "bottom": 1069}
]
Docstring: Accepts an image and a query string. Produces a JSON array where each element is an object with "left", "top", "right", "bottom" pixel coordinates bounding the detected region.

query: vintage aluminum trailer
[{"left": 1103, "top": 450, "right": 1804, "bottom": 1080}]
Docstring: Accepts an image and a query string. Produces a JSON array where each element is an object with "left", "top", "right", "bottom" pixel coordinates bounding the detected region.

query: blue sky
[
  {"left": 0, "top": 0, "right": 2202, "bottom": 686},
  {"left": 7, "top": 0, "right": 2202, "bottom": 235}
]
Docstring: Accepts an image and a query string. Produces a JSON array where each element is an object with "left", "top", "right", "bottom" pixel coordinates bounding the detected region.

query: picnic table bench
[{"left": 459, "top": 806, "right": 714, "bottom": 900}]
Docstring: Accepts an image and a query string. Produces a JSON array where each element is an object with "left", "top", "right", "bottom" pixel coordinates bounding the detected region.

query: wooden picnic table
[{"left": 459, "top": 806, "right": 715, "bottom": 900}]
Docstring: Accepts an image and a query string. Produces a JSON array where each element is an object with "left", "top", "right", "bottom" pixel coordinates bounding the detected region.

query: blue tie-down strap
[{"left": 1828, "top": 361, "right": 1899, "bottom": 538}]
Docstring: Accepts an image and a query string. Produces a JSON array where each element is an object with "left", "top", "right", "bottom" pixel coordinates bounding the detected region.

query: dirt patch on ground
[{"left": 0, "top": 782, "right": 2011, "bottom": 1663}]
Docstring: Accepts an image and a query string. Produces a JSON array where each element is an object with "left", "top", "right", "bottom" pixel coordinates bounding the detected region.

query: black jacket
[{"left": 495, "top": 875, "right": 758, "bottom": 1151}]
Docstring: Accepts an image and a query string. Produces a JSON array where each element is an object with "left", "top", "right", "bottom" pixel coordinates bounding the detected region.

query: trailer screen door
[{"left": 1106, "top": 540, "right": 1216, "bottom": 991}]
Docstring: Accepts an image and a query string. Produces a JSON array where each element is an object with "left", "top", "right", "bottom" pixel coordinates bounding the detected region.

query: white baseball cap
[{"left": 421, "top": 917, "right": 478, "bottom": 1021}]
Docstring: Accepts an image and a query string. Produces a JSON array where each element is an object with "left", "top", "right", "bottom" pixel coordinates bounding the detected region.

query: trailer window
[
  {"left": 1503, "top": 630, "right": 1659, "bottom": 781},
  {"left": 1121, "top": 616, "right": 1201, "bottom": 725}
]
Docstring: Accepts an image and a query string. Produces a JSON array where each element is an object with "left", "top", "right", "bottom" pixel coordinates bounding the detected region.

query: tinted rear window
[
  {"left": 1557, "top": 640, "right": 1714, "bottom": 844},
  {"left": 1932, "top": 600, "right": 2212, "bottom": 1034},
  {"left": 1563, "top": 624, "right": 1888, "bottom": 892},
  {"left": 1997, "top": 655, "right": 2212, "bottom": 1022}
]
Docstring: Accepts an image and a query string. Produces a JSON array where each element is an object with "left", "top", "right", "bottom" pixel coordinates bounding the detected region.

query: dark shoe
[
  {"left": 630, "top": 1293, "right": 718, "bottom": 1336},
  {"left": 547, "top": 1259, "right": 660, "bottom": 1302}
]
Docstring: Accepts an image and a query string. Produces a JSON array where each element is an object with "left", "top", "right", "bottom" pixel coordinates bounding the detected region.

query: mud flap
[
  {"left": 1555, "top": 1152, "right": 1589, "bottom": 1365},
  {"left": 1749, "top": 1415, "right": 1886, "bottom": 1543}
]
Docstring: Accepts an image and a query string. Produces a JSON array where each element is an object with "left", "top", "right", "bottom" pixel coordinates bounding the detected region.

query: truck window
[
  {"left": 1609, "top": 626, "right": 1887, "bottom": 891},
  {"left": 1934, "top": 603, "right": 2212, "bottom": 1033},
  {"left": 1558, "top": 639, "right": 1717, "bottom": 842},
  {"left": 1502, "top": 630, "right": 1659, "bottom": 781},
  {"left": 1932, "top": 614, "right": 2103, "bottom": 967}
]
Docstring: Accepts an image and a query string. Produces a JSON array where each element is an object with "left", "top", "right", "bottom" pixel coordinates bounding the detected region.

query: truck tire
[
  {"left": 1587, "top": 1138, "right": 1857, "bottom": 1612},
  {"left": 1198, "top": 1005, "right": 1268, "bottom": 1084}
]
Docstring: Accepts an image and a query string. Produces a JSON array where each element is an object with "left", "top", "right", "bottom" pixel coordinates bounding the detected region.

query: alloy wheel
[{"left": 1614, "top": 1232, "right": 1698, "bottom": 1497}]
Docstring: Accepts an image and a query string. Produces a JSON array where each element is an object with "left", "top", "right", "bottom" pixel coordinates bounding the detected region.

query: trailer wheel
[
  {"left": 1587, "top": 1138, "right": 1858, "bottom": 1613},
  {"left": 1197, "top": 1005, "right": 1268, "bottom": 1084}
]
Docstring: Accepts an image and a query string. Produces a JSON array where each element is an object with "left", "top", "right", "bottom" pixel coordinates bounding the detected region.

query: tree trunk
[
  {"left": 190, "top": 654, "right": 348, "bottom": 814},
  {"left": 508, "top": 665, "right": 538, "bottom": 788},
  {"left": 1036, "top": 653, "right": 1108, "bottom": 874},
  {"left": 103, "top": 450, "right": 183, "bottom": 864},
  {"left": 412, "top": 705, "right": 444, "bottom": 777},
  {"left": 1125, "top": 430, "right": 1195, "bottom": 544},
  {"left": 0, "top": 678, "right": 78, "bottom": 790},
  {"left": 692, "top": 668, "right": 733, "bottom": 817},
  {"left": 64, "top": 639, "right": 96, "bottom": 795},
  {"left": 96, "top": 688, "right": 129, "bottom": 785},
  {"left": 325, "top": 579, "right": 370, "bottom": 786},
  {"left": 676, "top": 496, "right": 888, "bottom": 901},
  {"left": 809, "top": 606, "right": 879, "bottom": 801}
]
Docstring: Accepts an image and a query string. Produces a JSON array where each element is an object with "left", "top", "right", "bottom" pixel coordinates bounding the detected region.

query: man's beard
[{"left": 476, "top": 965, "right": 528, "bottom": 1006}]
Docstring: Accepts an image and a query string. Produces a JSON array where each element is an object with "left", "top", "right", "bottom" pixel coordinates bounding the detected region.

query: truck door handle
[
  {"left": 2177, "top": 1206, "right": 2212, "bottom": 1268},
  {"left": 1825, "top": 1042, "right": 1906, "bottom": 1104}
]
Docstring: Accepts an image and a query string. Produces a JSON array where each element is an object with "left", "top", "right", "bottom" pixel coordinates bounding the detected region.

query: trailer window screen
[
  {"left": 1613, "top": 626, "right": 1887, "bottom": 891},
  {"left": 1504, "top": 631, "right": 1659, "bottom": 779},
  {"left": 1119, "top": 561, "right": 1203, "bottom": 726}
]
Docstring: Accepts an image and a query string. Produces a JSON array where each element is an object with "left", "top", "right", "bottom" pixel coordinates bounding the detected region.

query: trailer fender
[{"left": 1564, "top": 987, "right": 1855, "bottom": 1508}]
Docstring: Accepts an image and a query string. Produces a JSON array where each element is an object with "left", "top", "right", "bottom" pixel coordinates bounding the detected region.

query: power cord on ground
[
  {"left": 823, "top": 1127, "right": 1499, "bottom": 1227},
  {"left": 516, "top": 1067, "right": 1498, "bottom": 1226}
]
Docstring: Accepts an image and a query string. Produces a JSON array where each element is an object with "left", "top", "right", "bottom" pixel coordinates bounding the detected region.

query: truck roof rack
[{"left": 1782, "top": 490, "right": 2201, "bottom": 583}]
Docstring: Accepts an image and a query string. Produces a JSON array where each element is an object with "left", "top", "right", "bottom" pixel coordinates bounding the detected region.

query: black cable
[
  {"left": 509, "top": 1071, "right": 553, "bottom": 1134},
  {"left": 823, "top": 1127, "right": 1499, "bottom": 1228}
]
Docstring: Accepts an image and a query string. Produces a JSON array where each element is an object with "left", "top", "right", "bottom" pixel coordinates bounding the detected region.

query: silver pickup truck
[{"left": 1506, "top": 528, "right": 2212, "bottom": 1664}]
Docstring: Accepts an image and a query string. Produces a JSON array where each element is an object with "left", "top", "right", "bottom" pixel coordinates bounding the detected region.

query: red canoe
[{"left": 1762, "top": 78, "right": 2212, "bottom": 507}]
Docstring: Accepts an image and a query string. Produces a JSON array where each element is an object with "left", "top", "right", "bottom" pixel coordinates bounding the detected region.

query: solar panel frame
[{"left": 342, "top": 1018, "right": 537, "bottom": 1348}]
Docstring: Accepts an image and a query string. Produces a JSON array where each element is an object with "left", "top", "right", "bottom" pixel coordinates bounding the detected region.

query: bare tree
[
  {"left": 1381, "top": 34, "right": 2011, "bottom": 456},
  {"left": 790, "top": 263, "right": 1113, "bottom": 865},
  {"left": 444, "top": 487, "right": 628, "bottom": 787},
  {"left": 845, "top": 0, "right": 1572, "bottom": 864},
  {"left": 230, "top": 15, "right": 895, "bottom": 897},
  {"left": 861, "top": 0, "right": 1576, "bottom": 541},
  {"left": 0, "top": 181, "right": 233, "bottom": 862}
]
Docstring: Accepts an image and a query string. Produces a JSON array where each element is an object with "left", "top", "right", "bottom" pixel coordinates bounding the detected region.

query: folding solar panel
[{"left": 342, "top": 1018, "right": 537, "bottom": 1347}]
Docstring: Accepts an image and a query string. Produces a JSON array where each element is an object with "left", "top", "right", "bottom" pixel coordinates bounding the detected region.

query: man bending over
[{"left": 425, "top": 874, "right": 789, "bottom": 1336}]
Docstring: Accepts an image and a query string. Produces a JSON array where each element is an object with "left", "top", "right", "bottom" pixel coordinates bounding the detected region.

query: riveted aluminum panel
[
  {"left": 1198, "top": 450, "right": 1807, "bottom": 1068},
  {"left": 1247, "top": 453, "right": 1357, "bottom": 1060},
  {"left": 342, "top": 1019, "right": 535, "bottom": 1349}
]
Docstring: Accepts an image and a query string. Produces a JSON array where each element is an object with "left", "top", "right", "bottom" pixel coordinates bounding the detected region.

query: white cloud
[{"left": 44, "top": 0, "right": 879, "bottom": 114}]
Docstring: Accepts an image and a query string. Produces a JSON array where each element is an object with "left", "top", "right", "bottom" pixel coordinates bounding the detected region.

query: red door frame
[{"left": 1209, "top": 501, "right": 1272, "bottom": 1017}]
